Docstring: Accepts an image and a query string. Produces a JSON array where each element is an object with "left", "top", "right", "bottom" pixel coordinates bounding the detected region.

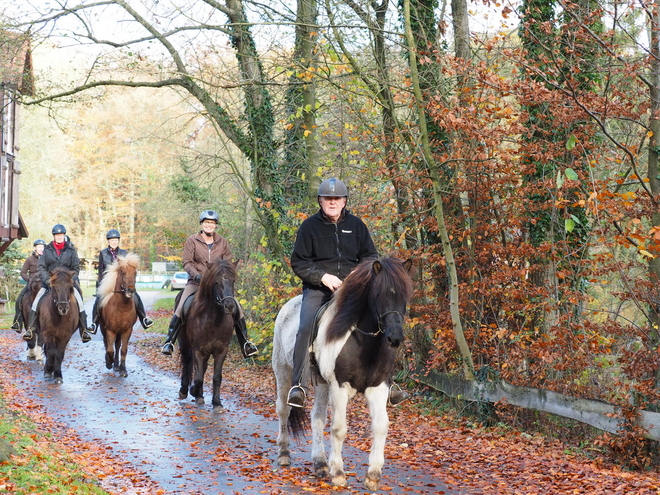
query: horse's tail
[{"left": 287, "top": 407, "right": 309, "bottom": 439}]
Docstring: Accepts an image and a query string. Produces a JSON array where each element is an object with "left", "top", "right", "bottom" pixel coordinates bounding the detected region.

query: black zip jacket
[
  {"left": 290, "top": 208, "right": 378, "bottom": 290},
  {"left": 38, "top": 241, "right": 80, "bottom": 288},
  {"left": 97, "top": 247, "right": 128, "bottom": 283}
]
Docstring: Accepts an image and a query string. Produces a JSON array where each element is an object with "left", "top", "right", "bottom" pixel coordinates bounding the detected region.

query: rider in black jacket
[
  {"left": 22, "top": 224, "right": 96, "bottom": 343},
  {"left": 92, "top": 229, "right": 153, "bottom": 330},
  {"left": 287, "top": 178, "right": 382, "bottom": 408}
]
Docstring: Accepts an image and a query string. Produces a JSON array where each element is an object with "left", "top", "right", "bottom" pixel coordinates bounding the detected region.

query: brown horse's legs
[
  {"left": 212, "top": 352, "right": 227, "bottom": 408},
  {"left": 190, "top": 352, "right": 208, "bottom": 403}
]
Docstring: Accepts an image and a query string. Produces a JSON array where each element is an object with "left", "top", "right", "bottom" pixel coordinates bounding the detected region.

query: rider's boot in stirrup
[
  {"left": 161, "top": 315, "right": 181, "bottom": 355},
  {"left": 234, "top": 317, "right": 258, "bottom": 358},
  {"left": 388, "top": 384, "right": 410, "bottom": 406},
  {"left": 287, "top": 384, "right": 307, "bottom": 409},
  {"left": 23, "top": 310, "right": 37, "bottom": 341},
  {"left": 78, "top": 311, "right": 93, "bottom": 343}
]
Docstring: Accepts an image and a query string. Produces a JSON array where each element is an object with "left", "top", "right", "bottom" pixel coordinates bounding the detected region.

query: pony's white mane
[{"left": 98, "top": 253, "right": 139, "bottom": 309}]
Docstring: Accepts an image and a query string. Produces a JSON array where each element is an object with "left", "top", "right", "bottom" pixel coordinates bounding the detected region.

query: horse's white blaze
[{"left": 97, "top": 253, "right": 139, "bottom": 309}]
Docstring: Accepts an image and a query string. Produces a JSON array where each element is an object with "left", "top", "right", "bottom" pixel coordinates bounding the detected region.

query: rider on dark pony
[
  {"left": 160, "top": 209, "right": 258, "bottom": 359},
  {"left": 22, "top": 224, "right": 96, "bottom": 343},
  {"left": 11, "top": 238, "right": 46, "bottom": 332},
  {"left": 92, "top": 229, "right": 153, "bottom": 330},
  {"left": 286, "top": 178, "right": 408, "bottom": 409}
]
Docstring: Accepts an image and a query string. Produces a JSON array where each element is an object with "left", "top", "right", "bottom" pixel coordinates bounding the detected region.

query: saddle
[{"left": 179, "top": 293, "right": 196, "bottom": 324}]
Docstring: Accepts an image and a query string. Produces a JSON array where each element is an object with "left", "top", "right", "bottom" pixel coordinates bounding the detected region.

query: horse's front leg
[
  {"left": 113, "top": 337, "right": 121, "bottom": 371},
  {"left": 104, "top": 332, "right": 115, "bottom": 370},
  {"left": 118, "top": 331, "right": 130, "bottom": 377},
  {"left": 363, "top": 382, "right": 390, "bottom": 492},
  {"left": 328, "top": 383, "right": 351, "bottom": 487},
  {"left": 211, "top": 350, "right": 228, "bottom": 411},
  {"left": 190, "top": 351, "right": 207, "bottom": 405},
  {"left": 311, "top": 382, "right": 330, "bottom": 477}
]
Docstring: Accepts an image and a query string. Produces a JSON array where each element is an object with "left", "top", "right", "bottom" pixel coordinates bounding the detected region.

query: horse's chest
[{"left": 332, "top": 340, "right": 394, "bottom": 392}]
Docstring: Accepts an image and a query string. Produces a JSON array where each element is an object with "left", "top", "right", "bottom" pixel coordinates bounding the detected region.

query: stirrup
[
  {"left": 87, "top": 323, "right": 98, "bottom": 335},
  {"left": 142, "top": 317, "right": 154, "bottom": 328},
  {"left": 287, "top": 385, "right": 306, "bottom": 408},
  {"left": 22, "top": 329, "right": 34, "bottom": 341},
  {"left": 162, "top": 341, "right": 174, "bottom": 356},
  {"left": 243, "top": 341, "right": 258, "bottom": 358},
  {"left": 81, "top": 331, "right": 92, "bottom": 343},
  {"left": 388, "top": 383, "right": 409, "bottom": 406},
  {"left": 11, "top": 321, "right": 21, "bottom": 333}
]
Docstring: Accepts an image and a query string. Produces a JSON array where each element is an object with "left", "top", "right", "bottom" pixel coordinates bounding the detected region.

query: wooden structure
[{"left": 0, "top": 31, "right": 33, "bottom": 255}]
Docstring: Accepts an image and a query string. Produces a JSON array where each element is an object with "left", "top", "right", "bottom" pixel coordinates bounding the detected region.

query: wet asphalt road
[{"left": 5, "top": 292, "right": 462, "bottom": 495}]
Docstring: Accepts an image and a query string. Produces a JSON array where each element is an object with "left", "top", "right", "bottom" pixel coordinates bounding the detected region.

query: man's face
[
  {"left": 53, "top": 233, "right": 65, "bottom": 244},
  {"left": 319, "top": 196, "right": 347, "bottom": 222}
]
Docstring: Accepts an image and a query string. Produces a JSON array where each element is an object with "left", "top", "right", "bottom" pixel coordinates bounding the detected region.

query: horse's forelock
[
  {"left": 192, "top": 259, "right": 236, "bottom": 318},
  {"left": 98, "top": 253, "right": 139, "bottom": 308}
]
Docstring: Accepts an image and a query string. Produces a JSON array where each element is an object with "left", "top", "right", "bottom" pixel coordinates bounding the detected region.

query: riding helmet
[
  {"left": 317, "top": 178, "right": 348, "bottom": 198},
  {"left": 33, "top": 239, "right": 46, "bottom": 246},
  {"left": 199, "top": 210, "right": 219, "bottom": 224},
  {"left": 106, "top": 229, "right": 121, "bottom": 239},
  {"left": 52, "top": 224, "right": 66, "bottom": 235}
]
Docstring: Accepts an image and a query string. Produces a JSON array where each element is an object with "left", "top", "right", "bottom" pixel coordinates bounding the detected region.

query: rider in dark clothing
[
  {"left": 11, "top": 239, "right": 46, "bottom": 332},
  {"left": 92, "top": 229, "right": 153, "bottom": 330},
  {"left": 287, "top": 178, "right": 385, "bottom": 408},
  {"left": 22, "top": 224, "right": 96, "bottom": 343}
]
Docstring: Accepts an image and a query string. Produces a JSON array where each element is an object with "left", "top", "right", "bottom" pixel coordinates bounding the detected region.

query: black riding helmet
[
  {"left": 52, "top": 224, "right": 66, "bottom": 235},
  {"left": 317, "top": 178, "right": 348, "bottom": 198},
  {"left": 199, "top": 210, "right": 219, "bottom": 224},
  {"left": 33, "top": 239, "right": 46, "bottom": 246},
  {"left": 106, "top": 229, "right": 121, "bottom": 239}
]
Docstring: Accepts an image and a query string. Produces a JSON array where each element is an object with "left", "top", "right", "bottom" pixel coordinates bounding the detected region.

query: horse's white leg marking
[
  {"left": 364, "top": 382, "right": 390, "bottom": 491},
  {"left": 328, "top": 382, "right": 352, "bottom": 487},
  {"left": 311, "top": 382, "right": 329, "bottom": 476}
]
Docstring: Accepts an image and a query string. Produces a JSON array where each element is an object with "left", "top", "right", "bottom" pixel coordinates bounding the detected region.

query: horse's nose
[{"left": 387, "top": 336, "right": 402, "bottom": 348}]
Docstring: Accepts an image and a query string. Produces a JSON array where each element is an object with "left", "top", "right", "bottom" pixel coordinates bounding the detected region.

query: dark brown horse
[
  {"left": 97, "top": 253, "right": 139, "bottom": 377},
  {"left": 39, "top": 267, "right": 79, "bottom": 383},
  {"left": 178, "top": 259, "right": 237, "bottom": 410},
  {"left": 23, "top": 275, "right": 43, "bottom": 362}
]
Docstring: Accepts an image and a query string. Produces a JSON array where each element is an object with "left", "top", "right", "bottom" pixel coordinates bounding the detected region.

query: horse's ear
[
  {"left": 403, "top": 259, "right": 413, "bottom": 272},
  {"left": 372, "top": 260, "right": 382, "bottom": 274}
]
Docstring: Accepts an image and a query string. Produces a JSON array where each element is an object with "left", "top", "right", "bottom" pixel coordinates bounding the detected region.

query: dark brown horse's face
[
  {"left": 49, "top": 270, "right": 75, "bottom": 316},
  {"left": 214, "top": 273, "right": 236, "bottom": 315}
]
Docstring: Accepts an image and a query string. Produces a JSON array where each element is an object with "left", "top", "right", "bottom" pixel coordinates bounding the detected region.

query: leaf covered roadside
[{"left": 0, "top": 329, "right": 659, "bottom": 495}]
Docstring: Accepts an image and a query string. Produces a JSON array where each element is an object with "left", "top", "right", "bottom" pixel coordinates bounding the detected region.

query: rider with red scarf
[{"left": 22, "top": 224, "right": 96, "bottom": 343}]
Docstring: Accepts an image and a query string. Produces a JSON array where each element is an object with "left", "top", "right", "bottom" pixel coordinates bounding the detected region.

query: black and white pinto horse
[{"left": 272, "top": 257, "right": 414, "bottom": 491}]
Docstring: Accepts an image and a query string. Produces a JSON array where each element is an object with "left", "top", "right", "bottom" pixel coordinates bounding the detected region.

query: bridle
[
  {"left": 353, "top": 309, "right": 406, "bottom": 337},
  {"left": 213, "top": 276, "right": 237, "bottom": 311}
]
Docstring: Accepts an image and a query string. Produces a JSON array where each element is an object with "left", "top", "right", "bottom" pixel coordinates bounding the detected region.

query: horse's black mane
[
  {"left": 49, "top": 266, "right": 75, "bottom": 286},
  {"left": 325, "top": 257, "right": 413, "bottom": 342},
  {"left": 190, "top": 259, "right": 237, "bottom": 319}
]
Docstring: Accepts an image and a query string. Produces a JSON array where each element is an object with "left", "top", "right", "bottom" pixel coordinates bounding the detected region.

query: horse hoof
[
  {"left": 331, "top": 474, "right": 347, "bottom": 487},
  {"left": 314, "top": 461, "right": 329, "bottom": 478},
  {"left": 365, "top": 476, "right": 381, "bottom": 492},
  {"left": 44, "top": 372, "right": 53, "bottom": 379},
  {"left": 195, "top": 397, "right": 205, "bottom": 405},
  {"left": 119, "top": 371, "right": 128, "bottom": 378},
  {"left": 178, "top": 391, "right": 188, "bottom": 400},
  {"left": 278, "top": 454, "right": 291, "bottom": 466},
  {"left": 27, "top": 355, "right": 35, "bottom": 361},
  {"left": 212, "top": 404, "right": 224, "bottom": 413},
  {"left": 54, "top": 377, "right": 63, "bottom": 384}
]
